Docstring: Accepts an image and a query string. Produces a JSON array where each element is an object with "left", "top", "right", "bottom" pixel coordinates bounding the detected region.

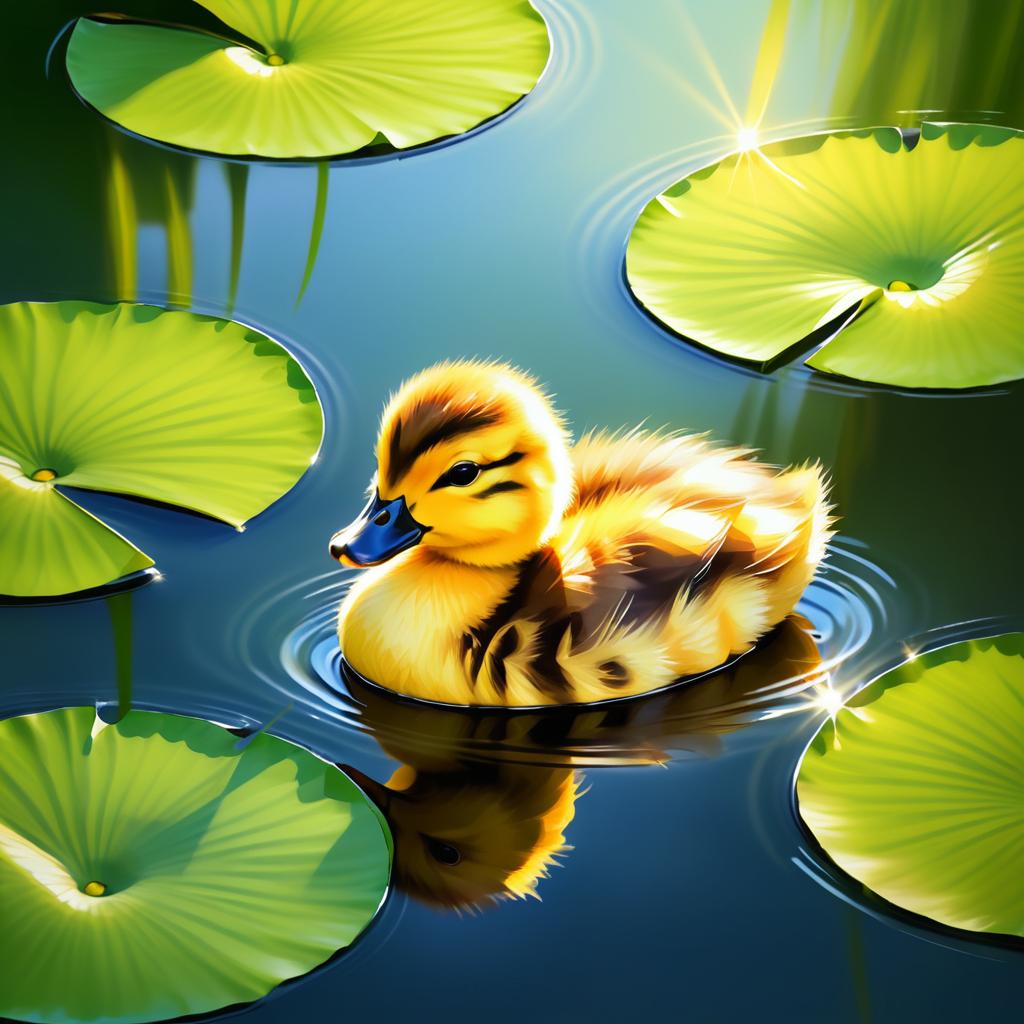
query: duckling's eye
[
  {"left": 435, "top": 461, "right": 480, "bottom": 489},
  {"left": 425, "top": 836, "right": 462, "bottom": 865}
]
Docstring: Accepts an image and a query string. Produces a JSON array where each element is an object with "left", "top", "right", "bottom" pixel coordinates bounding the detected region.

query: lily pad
[
  {"left": 0, "top": 706, "right": 392, "bottom": 1024},
  {"left": 0, "top": 300, "right": 323, "bottom": 598},
  {"left": 796, "top": 633, "right": 1024, "bottom": 940},
  {"left": 626, "top": 124, "right": 1024, "bottom": 388},
  {"left": 65, "top": 1, "right": 550, "bottom": 159}
]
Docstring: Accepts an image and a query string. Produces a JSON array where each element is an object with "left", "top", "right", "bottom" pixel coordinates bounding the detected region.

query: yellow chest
[{"left": 337, "top": 552, "right": 516, "bottom": 704}]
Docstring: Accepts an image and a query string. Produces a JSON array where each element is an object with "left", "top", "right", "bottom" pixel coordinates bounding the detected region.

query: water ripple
[
  {"left": 227, "top": 537, "right": 897, "bottom": 766},
  {"left": 528, "top": 0, "right": 603, "bottom": 122}
]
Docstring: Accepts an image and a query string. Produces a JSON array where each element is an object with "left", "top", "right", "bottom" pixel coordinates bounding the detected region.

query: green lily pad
[
  {"left": 796, "top": 633, "right": 1024, "bottom": 939},
  {"left": 0, "top": 706, "right": 392, "bottom": 1024},
  {"left": 626, "top": 124, "right": 1024, "bottom": 388},
  {"left": 65, "top": 1, "right": 550, "bottom": 159},
  {"left": 0, "top": 300, "right": 323, "bottom": 598}
]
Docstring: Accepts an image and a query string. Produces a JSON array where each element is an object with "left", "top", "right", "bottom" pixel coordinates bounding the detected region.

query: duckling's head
[{"left": 330, "top": 361, "right": 573, "bottom": 568}]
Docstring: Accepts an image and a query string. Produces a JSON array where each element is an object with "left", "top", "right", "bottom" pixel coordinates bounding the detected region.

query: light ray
[
  {"left": 670, "top": 6, "right": 743, "bottom": 127},
  {"left": 744, "top": 0, "right": 792, "bottom": 128},
  {"left": 755, "top": 147, "right": 807, "bottom": 189}
]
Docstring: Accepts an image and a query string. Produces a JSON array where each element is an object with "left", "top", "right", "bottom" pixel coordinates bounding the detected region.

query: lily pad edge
[
  {"left": 0, "top": 702, "right": 395, "bottom": 1022},
  {"left": 626, "top": 121, "right": 1024, "bottom": 392},
  {"left": 0, "top": 298, "right": 325, "bottom": 602},
  {"left": 64, "top": 8, "right": 553, "bottom": 163},
  {"left": 791, "top": 630, "right": 1024, "bottom": 950}
]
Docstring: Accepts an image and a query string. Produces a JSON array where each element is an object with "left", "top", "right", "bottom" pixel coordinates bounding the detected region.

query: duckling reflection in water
[
  {"left": 348, "top": 759, "right": 579, "bottom": 910},
  {"left": 343, "top": 616, "right": 824, "bottom": 910},
  {"left": 330, "top": 362, "right": 832, "bottom": 707}
]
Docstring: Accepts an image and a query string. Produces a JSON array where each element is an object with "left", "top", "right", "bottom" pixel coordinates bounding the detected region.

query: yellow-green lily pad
[
  {"left": 0, "top": 301, "right": 323, "bottom": 598},
  {"left": 626, "top": 124, "right": 1024, "bottom": 388},
  {"left": 797, "top": 633, "right": 1024, "bottom": 939},
  {"left": 0, "top": 706, "right": 391, "bottom": 1023},
  {"left": 65, "top": 1, "right": 550, "bottom": 159}
]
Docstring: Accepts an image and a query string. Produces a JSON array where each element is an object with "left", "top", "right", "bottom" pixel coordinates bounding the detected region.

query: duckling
[
  {"left": 330, "top": 361, "right": 832, "bottom": 706},
  {"left": 340, "top": 615, "right": 823, "bottom": 910}
]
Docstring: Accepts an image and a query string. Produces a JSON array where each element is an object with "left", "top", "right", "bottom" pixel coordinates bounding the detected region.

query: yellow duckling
[{"left": 330, "top": 361, "right": 832, "bottom": 706}]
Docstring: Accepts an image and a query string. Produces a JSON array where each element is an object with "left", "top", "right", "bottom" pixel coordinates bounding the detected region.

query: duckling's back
[{"left": 467, "top": 430, "right": 832, "bottom": 704}]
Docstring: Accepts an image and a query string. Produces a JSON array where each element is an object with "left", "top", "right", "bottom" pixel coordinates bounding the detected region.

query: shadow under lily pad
[
  {"left": 65, "top": 0, "right": 551, "bottom": 160},
  {"left": 0, "top": 300, "right": 323, "bottom": 598},
  {"left": 626, "top": 123, "right": 1024, "bottom": 389},
  {"left": 0, "top": 706, "right": 392, "bottom": 1024},
  {"left": 796, "top": 633, "right": 1024, "bottom": 941}
]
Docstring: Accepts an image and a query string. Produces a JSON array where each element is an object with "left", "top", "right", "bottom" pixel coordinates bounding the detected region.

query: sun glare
[
  {"left": 737, "top": 126, "right": 760, "bottom": 153},
  {"left": 663, "top": 6, "right": 819, "bottom": 194},
  {"left": 814, "top": 683, "right": 845, "bottom": 719},
  {"left": 225, "top": 46, "right": 275, "bottom": 78}
]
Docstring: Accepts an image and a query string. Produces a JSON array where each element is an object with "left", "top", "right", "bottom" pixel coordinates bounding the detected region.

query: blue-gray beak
[{"left": 329, "top": 490, "right": 430, "bottom": 567}]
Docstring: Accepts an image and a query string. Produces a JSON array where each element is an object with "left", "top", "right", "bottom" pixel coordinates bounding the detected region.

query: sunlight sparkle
[{"left": 737, "top": 126, "right": 760, "bottom": 152}]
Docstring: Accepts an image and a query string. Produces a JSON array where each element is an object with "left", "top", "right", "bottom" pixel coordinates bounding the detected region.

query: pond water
[{"left": 3, "top": 1, "right": 1023, "bottom": 1021}]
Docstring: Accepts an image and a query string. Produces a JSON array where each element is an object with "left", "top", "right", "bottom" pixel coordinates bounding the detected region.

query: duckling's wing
[
  {"left": 560, "top": 430, "right": 831, "bottom": 634},
  {"left": 555, "top": 494, "right": 743, "bottom": 629},
  {"left": 567, "top": 428, "right": 766, "bottom": 517},
  {"left": 556, "top": 430, "right": 740, "bottom": 617}
]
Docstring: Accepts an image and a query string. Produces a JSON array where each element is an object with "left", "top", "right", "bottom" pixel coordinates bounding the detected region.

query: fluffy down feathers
[{"left": 336, "top": 363, "right": 832, "bottom": 706}]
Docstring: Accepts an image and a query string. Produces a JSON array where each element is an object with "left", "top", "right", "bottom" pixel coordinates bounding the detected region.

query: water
[{"left": 2, "top": 0, "right": 1023, "bottom": 1020}]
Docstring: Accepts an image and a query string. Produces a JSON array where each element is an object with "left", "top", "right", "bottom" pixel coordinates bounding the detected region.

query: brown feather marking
[
  {"left": 530, "top": 616, "right": 575, "bottom": 700},
  {"left": 385, "top": 395, "right": 500, "bottom": 488},
  {"left": 568, "top": 610, "right": 584, "bottom": 644},
  {"left": 475, "top": 480, "right": 526, "bottom": 499},
  {"left": 598, "top": 659, "right": 630, "bottom": 688},
  {"left": 467, "top": 550, "right": 561, "bottom": 683},
  {"left": 488, "top": 626, "right": 520, "bottom": 698}
]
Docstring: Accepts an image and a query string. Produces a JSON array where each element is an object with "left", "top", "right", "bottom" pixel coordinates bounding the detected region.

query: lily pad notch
[
  {"left": 0, "top": 301, "right": 324, "bottom": 599},
  {"left": 796, "top": 633, "right": 1024, "bottom": 942},
  {"left": 626, "top": 123, "right": 1024, "bottom": 388},
  {"left": 65, "top": 0, "right": 552, "bottom": 159},
  {"left": 0, "top": 706, "right": 392, "bottom": 1024}
]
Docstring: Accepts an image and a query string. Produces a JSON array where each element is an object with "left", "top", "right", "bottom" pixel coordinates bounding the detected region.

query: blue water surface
[{"left": 2, "top": 1, "right": 1023, "bottom": 1021}]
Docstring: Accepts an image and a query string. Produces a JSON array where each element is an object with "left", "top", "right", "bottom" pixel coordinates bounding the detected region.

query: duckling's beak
[{"left": 329, "top": 490, "right": 430, "bottom": 567}]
